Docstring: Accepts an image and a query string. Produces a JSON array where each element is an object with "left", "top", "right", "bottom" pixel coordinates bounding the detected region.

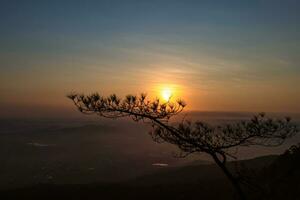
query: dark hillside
[
  {"left": 257, "top": 144, "right": 300, "bottom": 199},
  {"left": 1, "top": 154, "right": 290, "bottom": 200}
]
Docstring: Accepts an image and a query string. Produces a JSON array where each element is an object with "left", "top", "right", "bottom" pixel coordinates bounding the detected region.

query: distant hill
[
  {"left": 126, "top": 155, "right": 278, "bottom": 187},
  {"left": 2, "top": 154, "right": 293, "bottom": 200}
]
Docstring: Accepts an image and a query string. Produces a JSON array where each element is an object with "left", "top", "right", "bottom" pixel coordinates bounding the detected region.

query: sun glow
[
  {"left": 161, "top": 87, "right": 172, "bottom": 101},
  {"left": 152, "top": 83, "right": 183, "bottom": 103}
]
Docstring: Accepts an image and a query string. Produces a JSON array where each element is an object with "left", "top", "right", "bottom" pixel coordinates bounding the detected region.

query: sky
[{"left": 0, "top": 0, "right": 300, "bottom": 117}]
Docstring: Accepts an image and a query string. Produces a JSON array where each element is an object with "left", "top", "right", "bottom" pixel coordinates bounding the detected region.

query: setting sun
[
  {"left": 161, "top": 87, "right": 172, "bottom": 101},
  {"left": 154, "top": 84, "right": 182, "bottom": 102}
]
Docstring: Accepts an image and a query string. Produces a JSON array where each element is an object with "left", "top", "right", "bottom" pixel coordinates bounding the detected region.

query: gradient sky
[{"left": 1, "top": 0, "right": 300, "bottom": 117}]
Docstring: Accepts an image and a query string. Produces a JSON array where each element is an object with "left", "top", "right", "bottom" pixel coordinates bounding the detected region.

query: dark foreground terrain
[
  {"left": 1, "top": 114, "right": 299, "bottom": 200},
  {"left": 1, "top": 148, "right": 300, "bottom": 200}
]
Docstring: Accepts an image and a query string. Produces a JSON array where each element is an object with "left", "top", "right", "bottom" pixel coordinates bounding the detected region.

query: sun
[{"left": 161, "top": 87, "right": 172, "bottom": 101}]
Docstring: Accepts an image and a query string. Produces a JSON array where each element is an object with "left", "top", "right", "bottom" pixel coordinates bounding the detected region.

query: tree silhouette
[{"left": 68, "top": 93, "right": 298, "bottom": 200}]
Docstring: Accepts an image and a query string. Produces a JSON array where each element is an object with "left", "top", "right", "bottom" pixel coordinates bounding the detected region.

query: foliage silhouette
[{"left": 68, "top": 93, "right": 298, "bottom": 200}]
